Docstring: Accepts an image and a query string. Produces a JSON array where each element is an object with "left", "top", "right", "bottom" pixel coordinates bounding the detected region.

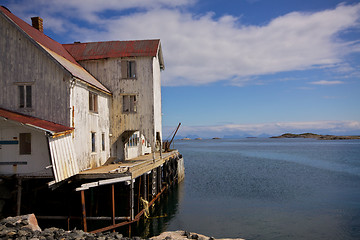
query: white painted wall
[
  {"left": 70, "top": 81, "right": 111, "bottom": 171},
  {"left": 0, "top": 119, "right": 52, "bottom": 177},
  {"left": 153, "top": 54, "right": 163, "bottom": 145}
]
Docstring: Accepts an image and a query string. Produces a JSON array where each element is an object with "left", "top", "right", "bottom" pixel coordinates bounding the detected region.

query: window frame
[
  {"left": 89, "top": 91, "right": 98, "bottom": 113},
  {"left": 121, "top": 60, "right": 136, "bottom": 79},
  {"left": 18, "top": 85, "right": 32, "bottom": 109},
  {"left": 122, "top": 95, "right": 137, "bottom": 113},
  {"left": 91, "top": 132, "right": 96, "bottom": 152},
  {"left": 19, "top": 133, "right": 31, "bottom": 155}
]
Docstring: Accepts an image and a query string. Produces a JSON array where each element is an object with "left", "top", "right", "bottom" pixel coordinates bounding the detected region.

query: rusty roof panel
[
  {"left": 0, "top": 107, "right": 73, "bottom": 135},
  {"left": 63, "top": 40, "right": 160, "bottom": 61}
]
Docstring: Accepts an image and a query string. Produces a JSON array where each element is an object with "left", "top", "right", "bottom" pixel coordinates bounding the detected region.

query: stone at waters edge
[{"left": 1, "top": 215, "right": 245, "bottom": 240}]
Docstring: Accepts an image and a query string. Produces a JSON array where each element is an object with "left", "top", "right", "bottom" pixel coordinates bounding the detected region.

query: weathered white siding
[
  {"left": 0, "top": 14, "right": 70, "bottom": 126},
  {"left": 48, "top": 134, "right": 78, "bottom": 182},
  {"left": 78, "top": 54, "right": 163, "bottom": 160},
  {"left": 0, "top": 119, "right": 52, "bottom": 177},
  {"left": 153, "top": 54, "right": 163, "bottom": 144},
  {"left": 70, "top": 82, "right": 110, "bottom": 170}
]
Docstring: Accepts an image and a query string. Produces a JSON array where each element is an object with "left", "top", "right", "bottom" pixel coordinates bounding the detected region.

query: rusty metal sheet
[
  {"left": 0, "top": 107, "right": 73, "bottom": 135},
  {"left": 63, "top": 40, "right": 160, "bottom": 61}
]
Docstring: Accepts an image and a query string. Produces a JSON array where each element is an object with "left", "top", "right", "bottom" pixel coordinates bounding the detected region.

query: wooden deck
[{"left": 77, "top": 150, "right": 180, "bottom": 180}]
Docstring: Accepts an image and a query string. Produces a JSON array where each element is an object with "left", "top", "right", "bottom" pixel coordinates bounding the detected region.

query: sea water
[{"left": 144, "top": 138, "right": 360, "bottom": 240}]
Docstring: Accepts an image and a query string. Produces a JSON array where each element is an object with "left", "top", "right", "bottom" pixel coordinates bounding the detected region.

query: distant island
[{"left": 271, "top": 133, "right": 360, "bottom": 140}]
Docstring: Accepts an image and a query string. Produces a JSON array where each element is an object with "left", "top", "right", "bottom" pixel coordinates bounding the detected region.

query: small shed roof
[
  {"left": 63, "top": 40, "right": 165, "bottom": 69},
  {"left": 0, "top": 107, "right": 73, "bottom": 136},
  {"left": 0, "top": 6, "right": 111, "bottom": 94}
]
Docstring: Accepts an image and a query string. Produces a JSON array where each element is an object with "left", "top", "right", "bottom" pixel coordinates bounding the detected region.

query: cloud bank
[
  {"left": 9, "top": 1, "right": 360, "bottom": 86},
  {"left": 164, "top": 121, "right": 360, "bottom": 138}
]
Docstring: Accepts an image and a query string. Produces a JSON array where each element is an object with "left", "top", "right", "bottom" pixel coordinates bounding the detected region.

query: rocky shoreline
[
  {"left": 0, "top": 214, "right": 244, "bottom": 240},
  {"left": 270, "top": 132, "right": 360, "bottom": 140}
]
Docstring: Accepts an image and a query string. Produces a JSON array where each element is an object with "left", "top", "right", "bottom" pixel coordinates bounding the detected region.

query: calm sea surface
[{"left": 143, "top": 138, "right": 360, "bottom": 240}]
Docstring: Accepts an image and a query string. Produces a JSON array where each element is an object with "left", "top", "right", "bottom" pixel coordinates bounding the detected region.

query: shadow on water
[{"left": 134, "top": 182, "right": 184, "bottom": 238}]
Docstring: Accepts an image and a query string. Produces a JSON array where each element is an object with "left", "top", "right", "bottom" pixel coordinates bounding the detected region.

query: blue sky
[{"left": 4, "top": 0, "right": 360, "bottom": 138}]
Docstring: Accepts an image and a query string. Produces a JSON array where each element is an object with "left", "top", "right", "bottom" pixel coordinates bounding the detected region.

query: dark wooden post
[
  {"left": 111, "top": 184, "right": 115, "bottom": 230},
  {"left": 81, "top": 190, "right": 87, "bottom": 232},
  {"left": 137, "top": 177, "right": 141, "bottom": 213},
  {"left": 130, "top": 180, "right": 134, "bottom": 220},
  {"left": 143, "top": 174, "right": 147, "bottom": 201},
  {"left": 16, "top": 178, "right": 22, "bottom": 216},
  {"left": 157, "top": 166, "right": 162, "bottom": 194}
]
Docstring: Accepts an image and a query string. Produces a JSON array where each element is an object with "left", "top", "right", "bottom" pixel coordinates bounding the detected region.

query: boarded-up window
[
  {"left": 91, "top": 132, "right": 96, "bottom": 152},
  {"left": 89, "top": 92, "right": 98, "bottom": 113},
  {"left": 121, "top": 60, "right": 136, "bottom": 79},
  {"left": 122, "top": 95, "right": 137, "bottom": 113},
  {"left": 19, "top": 133, "right": 31, "bottom": 155},
  {"left": 19, "top": 85, "right": 32, "bottom": 108}
]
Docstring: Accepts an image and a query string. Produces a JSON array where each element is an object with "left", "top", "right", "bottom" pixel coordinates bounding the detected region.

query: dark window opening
[
  {"left": 91, "top": 132, "right": 96, "bottom": 152},
  {"left": 102, "top": 133, "right": 105, "bottom": 151},
  {"left": 19, "top": 85, "right": 32, "bottom": 108},
  {"left": 19, "top": 133, "right": 31, "bottom": 155}
]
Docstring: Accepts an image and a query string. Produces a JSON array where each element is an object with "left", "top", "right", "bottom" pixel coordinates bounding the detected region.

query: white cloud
[
  {"left": 8, "top": 1, "right": 360, "bottom": 86},
  {"left": 165, "top": 121, "right": 360, "bottom": 138},
  {"left": 310, "top": 80, "right": 344, "bottom": 85}
]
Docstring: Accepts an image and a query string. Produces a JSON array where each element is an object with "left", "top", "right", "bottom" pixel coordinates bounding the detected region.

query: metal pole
[{"left": 81, "top": 190, "right": 87, "bottom": 232}]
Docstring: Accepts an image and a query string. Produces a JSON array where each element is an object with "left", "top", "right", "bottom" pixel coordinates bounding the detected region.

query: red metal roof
[
  {"left": 63, "top": 40, "right": 161, "bottom": 61},
  {"left": 0, "top": 6, "right": 111, "bottom": 94},
  {"left": 0, "top": 107, "right": 73, "bottom": 135}
]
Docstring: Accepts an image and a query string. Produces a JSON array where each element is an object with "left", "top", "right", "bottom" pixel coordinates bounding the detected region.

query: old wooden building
[{"left": 0, "top": 6, "right": 184, "bottom": 233}]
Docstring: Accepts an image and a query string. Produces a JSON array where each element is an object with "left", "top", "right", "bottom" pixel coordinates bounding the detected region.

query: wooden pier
[{"left": 34, "top": 150, "right": 184, "bottom": 234}]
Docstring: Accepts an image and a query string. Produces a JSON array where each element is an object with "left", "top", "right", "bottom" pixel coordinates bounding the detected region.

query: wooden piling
[
  {"left": 130, "top": 180, "right": 134, "bottom": 220},
  {"left": 16, "top": 178, "right": 22, "bottom": 216},
  {"left": 81, "top": 190, "right": 87, "bottom": 232},
  {"left": 111, "top": 184, "right": 115, "bottom": 231}
]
